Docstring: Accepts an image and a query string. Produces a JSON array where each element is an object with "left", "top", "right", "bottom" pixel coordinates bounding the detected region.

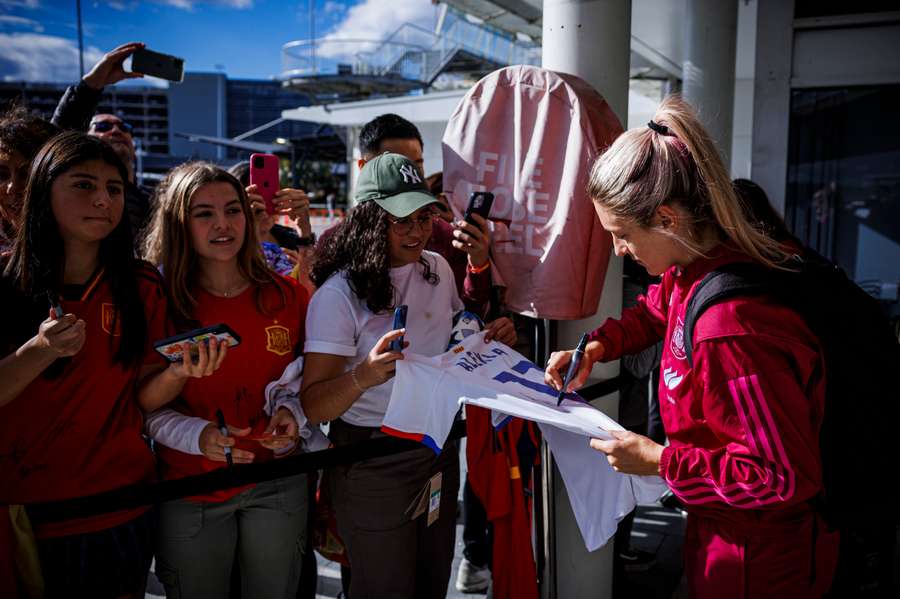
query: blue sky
[{"left": 0, "top": 0, "right": 440, "bottom": 83}]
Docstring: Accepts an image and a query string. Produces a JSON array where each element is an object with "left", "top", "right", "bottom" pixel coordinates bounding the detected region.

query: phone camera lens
[{"left": 253, "top": 157, "right": 264, "bottom": 168}]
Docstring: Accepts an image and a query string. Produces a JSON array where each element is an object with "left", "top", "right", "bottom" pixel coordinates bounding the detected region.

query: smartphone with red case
[{"left": 249, "top": 153, "right": 280, "bottom": 215}]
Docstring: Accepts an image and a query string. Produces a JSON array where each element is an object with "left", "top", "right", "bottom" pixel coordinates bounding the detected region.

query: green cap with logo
[{"left": 355, "top": 152, "right": 437, "bottom": 217}]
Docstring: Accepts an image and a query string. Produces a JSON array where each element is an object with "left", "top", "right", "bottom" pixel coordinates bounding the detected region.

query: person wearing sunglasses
[
  {"left": 51, "top": 42, "right": 154, "bottom": 242},
  {"left": 88, "top": 116, "right": 135, "bottom": 177}
]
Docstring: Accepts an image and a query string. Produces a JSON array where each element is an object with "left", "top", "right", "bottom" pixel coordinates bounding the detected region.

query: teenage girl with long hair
[
  {"left": 0, "top": 131, "right": 168, "bottom": 598},
  {"left": 140, "top": 161, "right": 310, "bottom": 598},
  {"left": 545, "top": 96, "right": 838, "bottom": 598}
]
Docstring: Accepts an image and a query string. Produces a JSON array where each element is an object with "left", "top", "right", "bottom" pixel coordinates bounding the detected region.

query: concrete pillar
[
  {"left": 542, "top": 0, "right": 631, "bottom": 124},
  {"left": 750, "top": 0, "right": 794, "bottom": 214},
  {"left": 730, "top": 0, "right": 759, "bottom": 178},
  {"left": 541, "top": 2, "right": 631, "bottom": 598},
  {"left": 683, "top": 0, "right": 738, "bottom": 164}
]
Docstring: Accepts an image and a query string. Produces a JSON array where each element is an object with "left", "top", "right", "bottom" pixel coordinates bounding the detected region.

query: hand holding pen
[
  {"left": 199, "top": 411, "right": 252, "bottom": 465},
  {"left": 30, "top": 290, "right": 86, "bottom": 357},
  {"left": 216, "top": 409, "right": 233, "bottom": 467},
  {"left": 544, "top": 334, "right": 605, "bottom": 401},
  {"left": 556, "top": 333, "right": 589, "bottom": 406}
]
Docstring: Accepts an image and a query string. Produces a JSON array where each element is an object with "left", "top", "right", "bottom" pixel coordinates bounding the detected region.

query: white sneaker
[{"left": 455, "top": 558, "right": 491, "bottom": 593}]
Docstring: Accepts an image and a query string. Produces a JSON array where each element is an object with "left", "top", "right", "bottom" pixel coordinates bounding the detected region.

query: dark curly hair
[
  {"left": 312, "top": 201, "right": 438, "bottom": 314},
  {"left": 0, "top": 104, "right": 59, "bottom": 161},
  {"left": 0, "top": 104, "right": 59, "bottom": 239}
]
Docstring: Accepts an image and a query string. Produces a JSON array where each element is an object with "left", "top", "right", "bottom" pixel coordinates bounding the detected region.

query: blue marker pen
[
  {"left": 46, "top": 290, "right": 64, "bottom": 319},
  {"left": 557, "top": 333, "right": 589, "bottom": 406},
  {"left": 216, "top": 408, "right": 233, "bottom": 468}
]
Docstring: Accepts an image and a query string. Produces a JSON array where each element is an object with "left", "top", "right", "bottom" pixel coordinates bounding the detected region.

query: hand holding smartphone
[
  {"left": 389, "top": 305, "right": 408, "bottom": 352},
  {"left": 130, "top": 48, "right": 185, "bottom": 82},
  {"left": 250, "top": 153, "right": 280, "bottom": 215},
  {"left": 154, "top": 324, "right": 241, "bottom": 363},
  {"left": 463, "top": 192, "right": 494, "bottom": 226}
]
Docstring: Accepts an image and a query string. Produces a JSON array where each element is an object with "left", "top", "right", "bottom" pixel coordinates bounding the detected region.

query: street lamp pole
[{"left": 76, "top": 0, "right": 85, "bottom": 78}]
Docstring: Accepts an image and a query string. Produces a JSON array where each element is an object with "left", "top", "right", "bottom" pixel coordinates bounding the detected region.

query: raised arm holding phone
[
  {"left": 50, "top": 41, "right": 180, "bottom": 239},
  {"left": 227, "top": 159, "right": 316, "bottom": 296},
  {"left": 352, "top": 114, "right": 513, "bottom": 333}
]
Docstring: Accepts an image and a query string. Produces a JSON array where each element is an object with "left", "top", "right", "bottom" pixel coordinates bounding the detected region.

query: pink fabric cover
[{"left": 442, "top": 65, "right": 623, "bottom": 319}]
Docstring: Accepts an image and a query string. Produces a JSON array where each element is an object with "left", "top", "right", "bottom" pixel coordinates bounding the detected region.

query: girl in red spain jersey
[
  {"left": 139, "top": 161, "right": 309, "bottom": 598},
  {"left": 0, "top": 132, "right": 171, "bottom": 598},
  {"left": 545, "top": 96, "right": 839, "bottom": 598}
]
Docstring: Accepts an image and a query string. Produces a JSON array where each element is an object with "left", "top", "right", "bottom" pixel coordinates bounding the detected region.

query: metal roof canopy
[
  {"left": 281, "top": 87, "right": 659, "bottom": 130},
  {"left": 281, "top": 89, "right": 470, "bottom": 127},
  {"left": 173, "top": 132, "right": 285, "bottom": 154},
  {"left": 442, "top": 0, "right": 685, "bottom": 80},
  {"left": 174, "top": 129, "right": 347, "bottom": 163}
]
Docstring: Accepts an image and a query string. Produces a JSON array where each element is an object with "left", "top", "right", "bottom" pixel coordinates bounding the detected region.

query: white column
[
  {"left": 542, "top": 0, "right": 631, "bottom": 124},
  {"left": 683, "top": 0, "right": 738, "bottom": 164},
  {"left": 730, "top": 0, "right": 759, "bottom": 178},
  {"left": 541, "top": 2, "right": 631, "bottom": 598}
]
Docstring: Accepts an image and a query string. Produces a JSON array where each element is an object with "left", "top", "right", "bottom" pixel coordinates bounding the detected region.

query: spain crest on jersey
[
  {"left": 265, "top": 324, "right": 292, "bottom": 356},
  {"left": 101, "top": 303, "right": 122, "bottom": 336}
]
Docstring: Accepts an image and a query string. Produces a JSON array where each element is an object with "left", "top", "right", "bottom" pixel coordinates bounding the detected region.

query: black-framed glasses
[
  {"left": 90, "top": 120, "right": 133, "bottom": 135},
  {"left": 388, "top": 209, "right": 437, "bottom": 236}
]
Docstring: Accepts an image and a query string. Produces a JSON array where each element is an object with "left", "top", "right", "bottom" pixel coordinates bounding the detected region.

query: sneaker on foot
[
  {"left": 455, "top": 558, "right": 491, "bottom": 593},
  {"left": 618, "top": 548, "right": 657, "bottom": 572}
]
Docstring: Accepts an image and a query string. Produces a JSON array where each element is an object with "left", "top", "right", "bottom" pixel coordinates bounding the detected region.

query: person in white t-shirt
[{"left": 301, "top": 153, "right": 510, "bottom": 598}]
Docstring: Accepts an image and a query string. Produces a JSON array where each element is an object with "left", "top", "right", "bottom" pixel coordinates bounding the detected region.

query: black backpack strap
[{"left": 683, "top": 262, "right": 774, "bottom": 368}]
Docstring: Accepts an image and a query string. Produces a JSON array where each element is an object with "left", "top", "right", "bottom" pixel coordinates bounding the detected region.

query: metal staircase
[{"left": 281, "top": 6, "right": 540, "bottom": 103}]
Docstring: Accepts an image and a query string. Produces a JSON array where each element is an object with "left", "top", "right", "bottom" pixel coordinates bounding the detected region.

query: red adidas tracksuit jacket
[{"left": 589, "top": 246, "right": 838, "bottom": 598}]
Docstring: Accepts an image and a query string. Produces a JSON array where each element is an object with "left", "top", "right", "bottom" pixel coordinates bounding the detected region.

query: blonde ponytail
[{"left": 588, "top": 95, "right": 794, "bottom": 269}]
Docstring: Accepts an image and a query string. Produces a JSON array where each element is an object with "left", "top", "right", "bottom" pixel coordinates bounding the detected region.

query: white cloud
[
  {"left": 0, "top": 1, "right": 41, "bottom": 9},
  {"left": 316, "top": 0, "right": 436, "bottom": 59},
  {"left": 323, "top": 1, "right": 345, "bottom": 15},
  {"left": 0, "top": 33, "right": 169, "bottom": 87},
  {"left": 0, "top": 15, "right": 44, "bottom": 31},
  {"left": 0, "top": 33, "right": 104, "bottom": 83},
  {"left": 156, "top": 0, "right": 253, "bottom": 9},
  {"left": 105, "top": 1, "right": 137, "bottom": 10}
]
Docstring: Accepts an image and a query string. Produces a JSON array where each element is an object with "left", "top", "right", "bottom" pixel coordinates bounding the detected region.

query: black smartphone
[
  {"left": 131, "top": 48, "right": 185, "bottom": 83},
  {"left": 463, "top": 192, "right": 494, "bottom": 225},
  {"left": 389, "top": 305, "right": 408, "bottom": 352},
  {"left": 154, "top": 323, "right": 241, "bottom": 362}
]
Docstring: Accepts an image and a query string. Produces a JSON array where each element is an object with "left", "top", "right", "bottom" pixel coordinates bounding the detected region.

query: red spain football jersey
[
  {"left": 0, "top": 262, "right": 168, "bottom": 538},
  {"left": 155, "top": 275, "right": 308, "bottom": 503}
]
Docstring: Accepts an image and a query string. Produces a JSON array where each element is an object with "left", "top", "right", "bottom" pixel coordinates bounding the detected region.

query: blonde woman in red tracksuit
[{"left": 545, "top": 96, "right": 838, "bottom": 598}]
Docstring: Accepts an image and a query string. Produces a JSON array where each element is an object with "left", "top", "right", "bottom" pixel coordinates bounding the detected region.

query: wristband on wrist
[
  {"left": 350, "top": 365, "right": 366, "bottom": 393},
  {"left": 467, "top": 260, "right": 491, "bottom": 274}
]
